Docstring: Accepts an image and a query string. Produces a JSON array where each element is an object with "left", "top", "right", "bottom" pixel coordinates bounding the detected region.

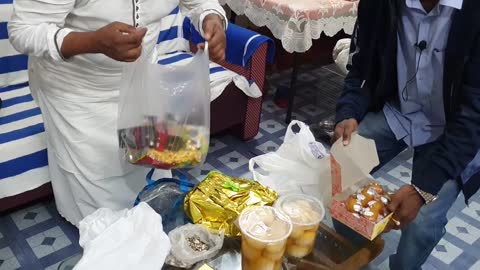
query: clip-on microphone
[{"left": 401, "top": 40, "right": 427, "bottom": 101}]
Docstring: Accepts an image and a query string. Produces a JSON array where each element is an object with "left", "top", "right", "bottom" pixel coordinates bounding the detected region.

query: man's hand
[
  {"left": 385, "top": 185, "right": 424, "bottom": 232},
  {"left": 199, "top": 14, "right": 226, "bottom": 62},
  {"left": 61, "top": 22, "right": 147, "bottom": 61},
  {"left": 333, "top": 118, "right": 358, "bottom": 145},
  {"left": 93, "top": 22, "right": 147, "bottom": 62}
]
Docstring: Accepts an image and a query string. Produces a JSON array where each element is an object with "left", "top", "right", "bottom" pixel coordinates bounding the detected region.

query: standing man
[
  {"left": 334, "top": 0, "right": 480, "bottom": 269},
  {"left": 8, "top": 0, "right": 227, "bottom": 226}
]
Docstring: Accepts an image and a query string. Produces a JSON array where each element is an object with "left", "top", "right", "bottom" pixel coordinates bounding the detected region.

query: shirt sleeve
[
  {"left": 8, "top": 0, "right": 75, "bottom": 61},
  {"left": 335, "top": 18, "right": 371, "bottom": 124},
  {"left": 179, "top": 0, "right": 228, "bottom": 38}
]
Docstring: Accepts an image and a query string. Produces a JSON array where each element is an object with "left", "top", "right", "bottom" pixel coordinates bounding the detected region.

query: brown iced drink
[
  {"left": 274, "top": 194, "right": 325, "bottom": 258},
  {"left": 238, "top": 206, "right": 293, "bottom": 270}
]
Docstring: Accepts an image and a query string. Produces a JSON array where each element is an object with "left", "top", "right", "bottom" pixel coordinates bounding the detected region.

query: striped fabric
[
  {"left": 155, "top": 6, "right": 190, "bottom": 56},
  {"left": 0, "top": 0, "right": 28, "bottom": 87},
  {"left": 0, "top": 0, "right": 50, "bottom": 198},
  {"left": 154, "top": 7, "right": 262, "bottom": 101}
]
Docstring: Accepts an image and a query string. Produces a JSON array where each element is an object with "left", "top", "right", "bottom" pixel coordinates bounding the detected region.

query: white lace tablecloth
[{"left": 220, "top": 0, "right": 358, "bottom": 53}]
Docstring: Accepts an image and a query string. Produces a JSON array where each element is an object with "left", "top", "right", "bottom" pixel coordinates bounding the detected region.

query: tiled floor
[
  {"left": 0, "top": 199, "right": 80, "bottom": 270},
  {"left": 1, "top": 65, "right": 480, "bottom": 269}
]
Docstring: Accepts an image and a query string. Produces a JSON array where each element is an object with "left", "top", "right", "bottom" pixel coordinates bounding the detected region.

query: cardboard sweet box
[{"left": 329, "top": 134, "right": 393, "bottom": 240}]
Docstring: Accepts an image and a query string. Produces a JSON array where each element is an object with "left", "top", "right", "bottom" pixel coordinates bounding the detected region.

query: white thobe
[{"left": 8, "top": 0, "right": 225, "bottom": 226}]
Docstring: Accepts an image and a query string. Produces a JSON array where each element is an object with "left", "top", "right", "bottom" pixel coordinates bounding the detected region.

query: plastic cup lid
[
  {"left": 274, "top": 194, "right": 325, "bottom": 226},
  {"left": 238, "top": 206, "right": 293, "bottom": 243}
]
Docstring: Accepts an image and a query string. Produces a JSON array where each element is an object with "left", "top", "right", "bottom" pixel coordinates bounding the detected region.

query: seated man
[{"left": 334, "top": 0, "right": 480, "bottom": 269}]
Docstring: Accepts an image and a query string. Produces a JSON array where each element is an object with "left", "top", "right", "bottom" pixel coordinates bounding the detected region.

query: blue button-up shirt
[
  {"left": 383, "top": 0, "right": 480, "bottom": 183},
  {"left": 383, "top": 0, "right": 463, "bottom": 147}
]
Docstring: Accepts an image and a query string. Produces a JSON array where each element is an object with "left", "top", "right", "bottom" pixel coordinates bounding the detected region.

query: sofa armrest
[
  {"left": 219, "top": 43, "right": 269, "bottom": 92},
  {"left": 184, "top": 19, "right": 273, "bottom": 91},
  {"left": 184, "top": 19, "right": 272, "bottom": 140}
]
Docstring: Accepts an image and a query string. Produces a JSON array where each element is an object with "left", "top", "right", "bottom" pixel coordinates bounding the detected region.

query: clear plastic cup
[
  {"left": 274, "top": 194, "right": 325, "bottom": 258},
  {"left": 238, "top": 206, "right": 293, "bottom": 270}
]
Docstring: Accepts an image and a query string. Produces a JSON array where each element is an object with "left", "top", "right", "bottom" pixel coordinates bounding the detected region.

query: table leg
[
  {"left": 230, "top": 11, "right": 237, "bottom": 24},
  {"left": 285, "top": 53, "right": 299, "bottom": 124}
]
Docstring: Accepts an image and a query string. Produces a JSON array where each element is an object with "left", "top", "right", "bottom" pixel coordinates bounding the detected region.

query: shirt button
[
  {"left": 136, "top": 14, "right": 139, "bottom": 19},
  {"left": 135, "top": 23, "right": 139, "bottom": 27},
  {"left": 136, "top": 6, "right": 139, "bottom": 11}
]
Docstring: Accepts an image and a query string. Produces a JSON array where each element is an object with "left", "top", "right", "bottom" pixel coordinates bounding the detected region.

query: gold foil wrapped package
[{"left": 184, "top": 171, "right": 278, "bottom": 237}]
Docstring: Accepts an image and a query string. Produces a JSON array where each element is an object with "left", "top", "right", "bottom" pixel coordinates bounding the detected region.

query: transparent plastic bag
[
  {"left": 117, "top": 45, "right": 211, "bottom": 169},
  {"left": 166, "top": 224, "right": 224, "bottom": 268}
]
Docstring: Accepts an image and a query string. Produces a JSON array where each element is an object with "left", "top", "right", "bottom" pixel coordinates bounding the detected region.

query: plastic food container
[
  {"left": 274, "top": 194, "right": 325, "bottom": 258},
  {"left": 238, "top": 206, "right": 293, "bottom": 270}
]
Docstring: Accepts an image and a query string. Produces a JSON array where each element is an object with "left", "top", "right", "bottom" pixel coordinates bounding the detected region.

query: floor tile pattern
[{"left": 1, "top": 65, "right": 478, "bottom": 269}]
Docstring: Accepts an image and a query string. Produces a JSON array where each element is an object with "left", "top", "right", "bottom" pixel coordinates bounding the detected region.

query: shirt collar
[{"left": 406, "top": 0, "right": 463, "bottom": 10}]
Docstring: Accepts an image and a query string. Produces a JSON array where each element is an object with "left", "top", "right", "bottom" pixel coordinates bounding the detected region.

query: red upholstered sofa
[{"left": 210, "top": 43, "right": 269, "bottom": 141}]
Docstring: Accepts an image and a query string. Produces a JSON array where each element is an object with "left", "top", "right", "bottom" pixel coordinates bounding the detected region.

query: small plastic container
[
  {"left": 274, "top": 194, "right": 325, "bottom": 258},
  {"left": 238, "top": 206, "right": 293, "bottom": 270}
]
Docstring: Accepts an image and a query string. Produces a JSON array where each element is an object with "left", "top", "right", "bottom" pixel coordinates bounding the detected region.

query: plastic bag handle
[
  {"left": 204, "top": 41, "right": 209, "bottom": 52},
  {"left": 285, "top": 120, "right": 322, "bottom": 165},
  {"left": 249, "top": 157, "right": 268, "bottom": 182},
  {"left": 134, "top": 169, "right": 195, "bottom": 207},
  {"left": 249, "top": 121, "right": 308, "bottom": 182},
  {"left": 145, "top": 168, "right": 195, "bottom": 189},
  {"left": 284, "top": 120, "right": 310, "bottom": 142}
]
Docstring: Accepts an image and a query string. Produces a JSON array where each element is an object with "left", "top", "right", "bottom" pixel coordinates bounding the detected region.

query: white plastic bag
[
  {"left": 249, "top": 121, "right": 332, "bottom": 206},
  {"left": 166, "top": 224, "right": 224, "bottom": 268},
  {"left": 73, "top": 203, "right": 171, "bottom": 270},
  {"left": 117, "top": 45, "right": 210, "bottom": 169},
  {"left": 333, "top": 38, "right": 351, "bottom": 75}
]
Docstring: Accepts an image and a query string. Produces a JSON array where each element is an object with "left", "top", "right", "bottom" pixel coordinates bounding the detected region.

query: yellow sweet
[
  {"left": 265, "top": 240, "right": 286, "bottom": 254},
  {"left": 245, "top": 235, "right": 267, "bottom": 250},
  {"left": 258, "top": 209, "right": 276, "bottom": 226},
  {"left": 303, "top": 224, "right": 319, "bottom": 233},
  {"left": 242, "top": 257, "right": 251, "bottom": 270},
  {"left": 269, "top": 220, "right": 290, "bottom": 240},
  {"left": 263, "top": 248, "right": 284, "bottom": 261},
  {"left": 299, "top": 207, "right": 321, "bottom": 223},
  {"left": 251, "top": 258, "right": 276, "bottom": 270},
  {"left": 242, "top": 241, "right": 262, "bottom": 260},
  {"left": 368, "top": 183, "right": 385, "bottom": 195},
  {"left": 290, "top": 226, "right": 304, "bottom": 238},
  {"left": 274, "top": 261, "right": 283, "bottom": 270},
  {"left": 286, "top": 244, "right": 311, "bottom": 258},
  {"left": 296, "top": 231, "right": 317, "bottom": 246},
  {"left": 294, "top": 200, "right": 313, "bottom": 211}
]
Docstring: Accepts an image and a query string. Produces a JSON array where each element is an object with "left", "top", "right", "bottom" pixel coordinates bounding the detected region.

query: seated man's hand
[
  {"left": 333, "top": 118, "right": 358, "bottom": 145},
  {"left": 200, "top": 14, "right": 226, "bottom": 62},
  {"left": 385, "top": 185, "right": 424, "bottom": 232}
]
